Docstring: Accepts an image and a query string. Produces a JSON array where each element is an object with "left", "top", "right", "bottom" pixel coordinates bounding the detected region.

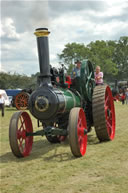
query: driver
[{"left": 71, "top": 60, "right": 81, "bottom": 79}]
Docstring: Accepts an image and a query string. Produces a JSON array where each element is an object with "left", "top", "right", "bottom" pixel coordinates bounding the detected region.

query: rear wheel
[
  {"left": 92, "top": 85, "right": 115, "bottom": 141},
  {"left": 68, "top": 108, "right": 87, "bottom": 157},
  {"left": 9, "top": 111, "right": 33, "bottom": 157}
]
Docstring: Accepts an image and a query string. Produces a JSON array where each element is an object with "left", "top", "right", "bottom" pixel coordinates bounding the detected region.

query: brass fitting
[{"left": 34, "top": 28, "right": 50, "bottom": 37}]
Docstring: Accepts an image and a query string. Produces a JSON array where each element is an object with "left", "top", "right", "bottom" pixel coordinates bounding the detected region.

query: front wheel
[
  {"left": 9, "top": 111, "right": 33, "bottom": 158},
  {"left": 68, "top": 108, "right": 87, "bottom": 157}
]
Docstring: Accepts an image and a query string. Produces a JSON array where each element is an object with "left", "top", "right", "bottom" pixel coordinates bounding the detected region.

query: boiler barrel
[{"left": 29, "top": 87, "right": 81, "bottom": 121}]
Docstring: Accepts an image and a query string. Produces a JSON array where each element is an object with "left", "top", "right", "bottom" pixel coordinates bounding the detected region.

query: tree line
[
  {"left": 0, "top": 36, "right": 128, "bottom": 89},
  {"left": 0, "top": 72, "right": 39, "bottom": 90},
  {"left": 58, "top": 36, "right": 128, "bottom": 82}
]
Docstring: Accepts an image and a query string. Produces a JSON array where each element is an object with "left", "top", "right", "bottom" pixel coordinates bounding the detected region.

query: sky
[{"left": 1, "top": 0, "right": 128, "bottom": 76}]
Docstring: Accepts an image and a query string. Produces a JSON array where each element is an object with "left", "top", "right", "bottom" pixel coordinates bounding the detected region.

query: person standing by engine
[
  {"left": 120, "top": 89, "right": 126, "bottom": 105},
  {"left": 0, "top": 94, "right": 5, "bottom": 117},
  {"left": 71, "top": 60, "right": 81, "bottom": 79},
  {"left": 94, "top": 66, "right": 104, "bottom": 85}
]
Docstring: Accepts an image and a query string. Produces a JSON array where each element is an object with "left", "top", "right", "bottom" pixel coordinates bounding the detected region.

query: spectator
[
  {"left": 120, "top": 89, "right": 126, "bottom": 105},
  {"left": 125, "top": 88, "right": 128, "bottom": 104},
  {"left": 71, "top": 60, "right": 81, "bottom": 79},
  {"left": 94, "top": 66, "right": 103, "bottom": 85},
  {"left": 0, "top": 94, "right": 5, "bottom": 117}
]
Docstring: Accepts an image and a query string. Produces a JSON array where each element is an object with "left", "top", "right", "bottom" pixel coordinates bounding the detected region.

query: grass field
[{"left": 0, "top": 103, "right": 128, "bottom": 193}]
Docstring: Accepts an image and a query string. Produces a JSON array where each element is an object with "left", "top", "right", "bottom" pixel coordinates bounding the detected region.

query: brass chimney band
[{"left": 34, "top": 30, "right": 50, "bottom": 37}]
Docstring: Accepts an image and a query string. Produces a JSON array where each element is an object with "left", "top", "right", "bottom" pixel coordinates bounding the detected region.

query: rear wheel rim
[{"left": 105, "top": 86, "right": 115, "bottom": 140}]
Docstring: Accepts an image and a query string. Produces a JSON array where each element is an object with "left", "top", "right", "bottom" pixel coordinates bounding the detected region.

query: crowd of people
[{"left": 118, "top": 88, "right": 128, "bottom": 105}]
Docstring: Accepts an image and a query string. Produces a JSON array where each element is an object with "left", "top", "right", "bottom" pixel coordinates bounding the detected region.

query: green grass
[{"left": 0, "top": 103, "right": 128, "bottom": 193}]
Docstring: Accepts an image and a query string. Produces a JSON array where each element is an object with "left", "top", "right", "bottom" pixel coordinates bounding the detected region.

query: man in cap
[{"left": 71, "top": 60, "right": 81, "bottom": 79}]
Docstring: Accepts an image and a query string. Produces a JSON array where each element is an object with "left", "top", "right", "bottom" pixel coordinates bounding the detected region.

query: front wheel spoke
[
  {"left": 17, "top": 129, "right": 26, "bottom": 139},
  {"left": 22, "top": 129, "right": 26, "bottom": 139},
  {"left": 78, "top": 136, "right": 83, "bottom": 146},
  {"left": 19, "top": 137, "right": 23, "bottom": 144},
  {"left": 19, "top": 117, "right": 25, "bottom": 131},
  {"left": 17, "top": 129, "right": 22, "bottom": 139},
  {"left": 78, "top": 127, "right": 84, "bottom": 137},
  {"left": 21, "top": 121, "right": 26, "bottom": 131},
  {"left": 18, "top": 138, "right": 24, "bottom": 152},
  {"left": 78, "top": 136, "right": 85, "bottom": 152},
  {"left": 78, "top": 118, "right": 82, "bottom": 128}
]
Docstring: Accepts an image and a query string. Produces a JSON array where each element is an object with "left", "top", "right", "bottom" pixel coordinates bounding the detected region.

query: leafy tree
[
  {"left": 58, "top": 42, "right": 89, "bottom": 65},
  {"left": 87, "top": 40, "right": 118, "bottom": 80},
  {"left": 0, "top": 72, "right": 38, "bottom": 90},
  {"left": 114, "top": 36, "right": 128, "bottom": 80},
  {"left": 58, "top": 40, "right": 119, "bottom": 81}
]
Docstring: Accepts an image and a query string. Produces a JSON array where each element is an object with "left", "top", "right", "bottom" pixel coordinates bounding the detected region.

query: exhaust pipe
[{"left": 34, "top": 28, "right": 51, "bottom": 86}]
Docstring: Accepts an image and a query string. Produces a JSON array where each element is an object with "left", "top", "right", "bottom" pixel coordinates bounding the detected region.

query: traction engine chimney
[{"left": 34, "top": 28, "right": 51, "bottom": 86}]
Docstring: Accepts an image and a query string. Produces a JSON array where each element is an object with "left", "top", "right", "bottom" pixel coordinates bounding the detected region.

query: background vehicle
[
  {"left": 6, "top": 89, "right": 32, "bottom": 110},
  {"left": 6, "top": 89, "right": 22, "bottom": 107},
  {"left": 0, "top": 89, "right": 11, "bottom": 107},
  {"left": 110, "top": 80, "right": 128, "bottom": 101}
]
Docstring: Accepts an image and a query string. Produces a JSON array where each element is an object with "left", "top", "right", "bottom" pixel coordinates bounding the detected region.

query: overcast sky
[{"left": 1, "top": 0, "right": 128, "bottom": 76}]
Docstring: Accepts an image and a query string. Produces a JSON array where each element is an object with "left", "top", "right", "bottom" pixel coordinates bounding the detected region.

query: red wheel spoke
[
  {"left": 106, "top": 120, "right": 113, "bottom": 134},
  {"left": 78, "top": 118, "right": 82, "bottom": 128},
  {"left": 105, "top": 95, "right": 109, "bottom": 106},
  {"left": 78, "top": 136, "right": 82, "bottom": 146},
  {"left": 18, "top": 138, "right": 23, "bottom": 150},
  {"left": 19, "top": 116, "right": 26, "bottom": 131},
  {"left": 17, "top": 130, "right": 22, "bottom": 139},
  {"left": 78, "top": 127, "right": 84, "bottom": 137},
  {"left": 17, "top": 128, "right": 26, "bottom": 139}
]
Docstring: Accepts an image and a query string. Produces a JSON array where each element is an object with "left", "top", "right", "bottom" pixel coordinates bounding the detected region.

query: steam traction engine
[{"left": 9, "top": 28, "right": 116, "bottom": 158}]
